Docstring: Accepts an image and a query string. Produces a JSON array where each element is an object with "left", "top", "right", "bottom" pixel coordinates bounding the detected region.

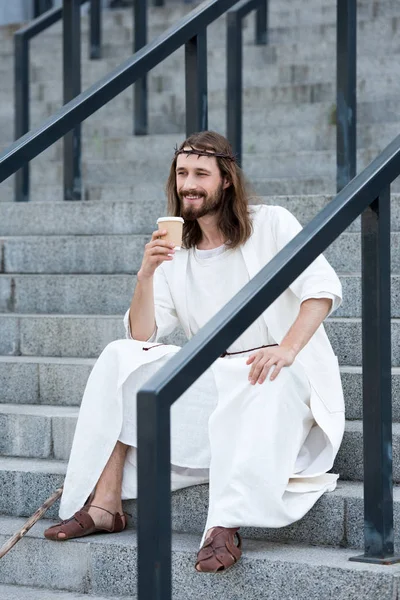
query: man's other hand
[{"left": 246, "top": 346, "right": 296, "bottom": 384}]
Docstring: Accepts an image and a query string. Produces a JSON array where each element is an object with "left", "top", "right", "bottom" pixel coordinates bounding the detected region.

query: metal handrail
[
  {"left": 227, "top": 0, "right": 267, "bottom": 164},
  {"left": 14, "top": 0, "right": 102, "bottom": 201},
  {"left": 337, "top": 0, "right": 356, "bottom": 192},
  {"left": 137, "top": 133, "right": 399, "bottom": 598},
  {"left": 1, "top": 0, "right": 267, "bottom": 184}
]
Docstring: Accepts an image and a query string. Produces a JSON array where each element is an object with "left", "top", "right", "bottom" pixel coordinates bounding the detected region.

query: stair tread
[
  {"left": 0, "top": 512, "right": 397, "bottom": 573},
  {"left": 0, "top": 584, "right": 127, "bottom": 600}
]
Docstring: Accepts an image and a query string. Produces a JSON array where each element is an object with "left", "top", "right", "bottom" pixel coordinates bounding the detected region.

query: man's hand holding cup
[{"left": 137, "top": 217, "right": 184, "bottom": 282}]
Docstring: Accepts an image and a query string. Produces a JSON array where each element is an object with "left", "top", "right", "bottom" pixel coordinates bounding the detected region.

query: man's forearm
[
  {"left": 280, "top": 297, "right": 332, "bottom": 356},
  {"left": 128, "top": 275, "right": 156, "bottom": 341}
]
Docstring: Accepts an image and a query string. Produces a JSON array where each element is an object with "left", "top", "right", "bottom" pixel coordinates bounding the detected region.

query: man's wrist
[
  {"left": 280, "top": 342, "right": 300, "bottom": 360},
  {"left": 137, "top": 269, "right": 153, "bottom": 283}
]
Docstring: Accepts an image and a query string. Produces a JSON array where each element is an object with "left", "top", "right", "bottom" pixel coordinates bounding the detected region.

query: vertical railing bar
[
  {"left": 336, "top": 0, "right": 357, "bottom": 192},
  {"left": 255, "top": 0, "right": 268, "bottom": 45},
  {"left": 362, "top": 188, "right": 393, "bottom": 558},
  {"left": 227, "top": 11, "right": 242, "bottom": 166},
  {"left": 185, "top": 30, "right": 208, "bottom": 137},
  {"left": 63, "top": 0, "right": 82, "bottom": 200},
  {"left": 137, "top": 392, "right": 172, "bottom": 600},
  {"left": 350, "top": 187, "right": 400, "bottom": 565},
  {"left": 14, "top": 33, "right": 30, "bottom": 202},
  {"left": 134, "top": 0, "right": 148, "bottom": 135},
  {"left": 89, "top": 0, "right": 102, "bottom": 60}
]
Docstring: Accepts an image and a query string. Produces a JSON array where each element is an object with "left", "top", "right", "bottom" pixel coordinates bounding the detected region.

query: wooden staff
[{"left": 0, "top": 485, "right": 64, "bottom": 559}]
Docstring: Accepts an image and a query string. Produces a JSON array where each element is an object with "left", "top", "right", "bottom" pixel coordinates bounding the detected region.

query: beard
[{"left": 179, "top": 182, "right": 224, "bottom": 221}]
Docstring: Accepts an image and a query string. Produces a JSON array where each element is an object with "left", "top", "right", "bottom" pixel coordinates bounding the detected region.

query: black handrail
[
  {"left": 133, "top": 0, "right": 148, "bottom": 135},
  {"left": 1, "top": 0, "right": 266, "bottom": 184},
  {"left": 337, "top": 0, "right": 356, "bottom": 192},
  {"left": 14, "top": 0, "right": 102, "bottom": 201},
  {"left": 137, "top": 134, "right": 399, "bottom": 598},
  {"left": 227, "top": 0, "right": 268, "bottom": 165}
]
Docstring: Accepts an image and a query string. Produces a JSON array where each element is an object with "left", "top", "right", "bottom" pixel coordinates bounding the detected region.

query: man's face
[{"left": 175, "top": 150, "right": 226, "bottom": 220}]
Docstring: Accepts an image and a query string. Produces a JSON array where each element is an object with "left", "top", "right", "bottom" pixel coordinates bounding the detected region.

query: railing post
[
  {"left": 34, "top": 0, "right": 53, "bottom": 18},
  {"left": 134, "top": 0, "right": 148, "bottom": 135},
  {"left": 336, "top": 0, "right": 356, "bottom": 192},
  {"left": 137, "top": 392, "right": 172, "bottom": 600},
  {"left": 350, "top": 187, "right": 400, "bottom": 565},
  {"left": 227, "top": 11, "right": 242, "bottom": 166},
  {"left": 255, "top": 0, "right": 268, "bottom": 45},
  {"left": 185, "top": 31, "right": 208, "bottom": 137},
  {"left": 63, "top": 0, "right": 82, "bottom": 200},
  {"left": 14, "top": 33, "right": 30, "bottom": 202},
  {"left": 89, "top": 0, "right": 102, "bottom": 59}
]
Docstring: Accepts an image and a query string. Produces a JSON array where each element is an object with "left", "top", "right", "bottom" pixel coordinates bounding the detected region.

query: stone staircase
[{"left": 1, "top": 0, "right": 400, "bottom": 597}]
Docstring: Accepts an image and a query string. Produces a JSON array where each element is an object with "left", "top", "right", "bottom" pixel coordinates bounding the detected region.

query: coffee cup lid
[{"left": 157, "top": 217, "right": 184, "bottom": 223}]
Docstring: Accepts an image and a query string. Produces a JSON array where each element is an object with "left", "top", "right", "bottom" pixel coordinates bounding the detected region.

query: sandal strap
[
  {"left": 196, "top": 527, "right": 242, "bottom": 572},
  {"left": 84, "top": 504, "right": 115, "bottom": 518}
]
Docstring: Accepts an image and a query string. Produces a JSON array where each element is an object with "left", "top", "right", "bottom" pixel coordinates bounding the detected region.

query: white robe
[{"left": 59, "top": 205, "right": 345, "bottom": 535}]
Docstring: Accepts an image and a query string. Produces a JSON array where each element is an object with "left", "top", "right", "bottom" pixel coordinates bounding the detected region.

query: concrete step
[
  {"left": 0, "top": 356, "right": 94, "bottom": 408},
  {"left": 5, "top": 52, "right": 399, "bottom": 104},
  {"left": 0, "top": 354, "right": 398, "bottom": 420},
  {"left": 1, "top": 517, "right": 399, "bottom": 599},
  {"left": 58, "top": 123, "right": 400, "bottom": 159},
  {"left": 13, "top": 76, "right": 400, "bottom": 131},
  {"left": 0, "top": 231, "right": 399, "bottom": 274},
  {"left": 0, "top": 469, "right": 400, "bottom": 554},
  {"left": 0, "top": 312, "right": 399, "bottom": 364},
  {"left": 19, "top": 25, "right": 400, "bottom": 81},
  {"left": 249, "top": 176, "right": 400, "bottom": 196},
  {"left": 6, "top": 175, "right": 400, "bottom": 201},
  {"left": 0, "top": 272, "right": 398, "bottom": 318},
  {"left": 24, "top": 13, "right": 400, "bottom": 54},
  {"left": 0, "top": 584, "right": 126, "bottom": 600},
  {"left": 2, "top": 98, "right": 398, "bottom": 154},
  {"left": 5, "top": 148, "right": 393, "bottom": 185},
  {"left": 4, "top": 35, "right": 400, "bottom": 97},
  {"left": 0, "top": 404, "right": 78, "bottom": 461},
  {"left": 0, "top": 396, "right": 391, "bottom": 482},
  {"left": 1, "top": 195, "right": 399, "bottom": 236},
  {"left": 3, "top": 169, "right": 400, "bottom": 202},
  {"left": 2, "top": 149, "right": 399, "bottom": 192}
]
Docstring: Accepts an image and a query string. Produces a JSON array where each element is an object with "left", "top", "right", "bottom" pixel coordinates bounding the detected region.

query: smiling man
[{"left": 45, "top": 131, "right": 345, "bottom": 574}]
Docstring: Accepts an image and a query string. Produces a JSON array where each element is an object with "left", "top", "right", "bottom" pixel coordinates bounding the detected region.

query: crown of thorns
[{"left": 174, "top": 144, "right": 236, "bottom": 162}]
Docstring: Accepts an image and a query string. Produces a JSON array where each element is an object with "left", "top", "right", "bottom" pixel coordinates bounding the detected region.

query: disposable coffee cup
[{"left": 157, "top": 217, "right": 184, "bottom": 250}]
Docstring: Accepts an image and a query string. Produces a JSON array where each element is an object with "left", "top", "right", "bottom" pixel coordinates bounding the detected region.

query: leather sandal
[
  {"left": 44, "top": 504, "right": 127, "bottom": 541},
  {"left": 195, "top": 527, "right": 242, "bottom": 573}
]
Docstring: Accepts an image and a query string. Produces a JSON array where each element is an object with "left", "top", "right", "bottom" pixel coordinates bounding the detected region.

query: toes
[{"left": 57, "top": 532, "right": 66, "bottom": 539}]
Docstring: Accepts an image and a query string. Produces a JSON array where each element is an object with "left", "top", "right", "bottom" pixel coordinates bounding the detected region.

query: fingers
[
  {"left": 248, "top": 353, "right": 266, "bottom": 383},
  {"left": 145, "top": 230, "right": 176, "bottom": 262},
  {"left": 149, "top": 230, "right": 175, "bottom": 250},
  {"left": 140, "top": 231, "right": 177, "bottom": 278},
  {"left": 263, "top": 360, "right": 284, "bottom": 383},
  {"left": 248, "top": 350, "right": 286, "bottom": 385},
  {"left": 151, "top": 229, "right": 167, "bottom": 241}
]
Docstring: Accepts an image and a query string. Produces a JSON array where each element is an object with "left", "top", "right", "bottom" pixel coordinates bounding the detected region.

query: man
[{"left": 45, "top": 131, "right": 344, "bottom": 573}]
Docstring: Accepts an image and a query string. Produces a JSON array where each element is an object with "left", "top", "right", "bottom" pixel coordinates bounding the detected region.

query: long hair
[{"left": 166, "top": 131, "right": 253, "bottom": 249}]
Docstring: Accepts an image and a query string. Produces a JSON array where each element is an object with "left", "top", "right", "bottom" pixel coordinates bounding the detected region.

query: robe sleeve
[
  {"left": 123, "top": 265, "right": 179, "bottom": 341},
  {"left": 270, "top": 206, "right": 343, "bottom": 313}
]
